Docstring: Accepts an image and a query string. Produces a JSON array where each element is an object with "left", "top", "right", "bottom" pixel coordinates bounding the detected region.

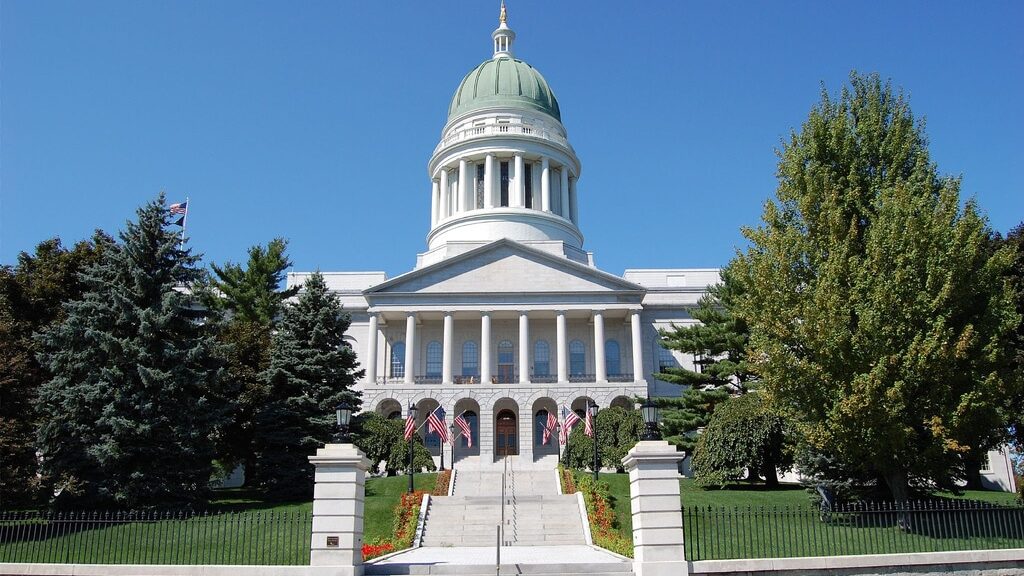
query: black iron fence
[
  {"left": 0, "top": 510, "right": 311, "bottom": 565},
  {"left": 683, "top": 500, "right": 1024, "bottom": 561}
]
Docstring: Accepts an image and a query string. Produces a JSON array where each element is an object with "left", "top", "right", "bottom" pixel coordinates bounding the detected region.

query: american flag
[
  {"left": 584, "top": 405, "right": 595, "bottom": 438},
  {"left": 426, "top": 406, "right": 450, "bottom": 443},
  {"left": 454, "top": 414, "right": 472, "bottom": 447},
  {"left": 560, "top": 405, "right": 581, "bottom": 445},
  {"left": 542, "top": 411, "right": 557, "bottom": 445},
  {"left": 403, "top": 411, "right": 416, "bottom": 441},
  {"left": 169, "top": 201, "right": 188, "bottom": 215}
]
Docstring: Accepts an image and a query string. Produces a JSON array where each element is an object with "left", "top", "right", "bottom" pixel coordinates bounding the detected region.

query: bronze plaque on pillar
[{"left": 326, "top": 536, "right": 339, "bottom": 547}]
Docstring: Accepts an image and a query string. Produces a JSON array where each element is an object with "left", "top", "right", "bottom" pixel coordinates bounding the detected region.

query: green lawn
[
  {"left": 596, "top": 473, "right": 1024, "bottom": 561},
  {"left": 0, "top": 473, "right": 437, "bottom": 565}
]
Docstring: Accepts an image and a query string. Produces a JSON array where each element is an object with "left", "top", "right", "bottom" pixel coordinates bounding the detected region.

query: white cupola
[{"left": 419, "top": 4, "right": 587, "bottom": 268}]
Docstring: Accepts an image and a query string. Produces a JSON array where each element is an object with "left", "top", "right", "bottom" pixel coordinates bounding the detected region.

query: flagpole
[{"left": 179, "top": 196, "right": 190, "bottom": 248}]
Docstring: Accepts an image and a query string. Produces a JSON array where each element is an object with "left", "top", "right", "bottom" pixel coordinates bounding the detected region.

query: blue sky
[{"left": 2, "top": 1, "right": 1022, "bottom": 277}]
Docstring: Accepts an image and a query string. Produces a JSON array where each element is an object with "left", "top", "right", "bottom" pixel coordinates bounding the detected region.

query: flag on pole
[
  {"left": 426, "top": 406, "right": 450, "bottom": 443},
  {"left": 542, "top": 411, "right": 557, "bottom": 445},
  {"left": 454, "top": 414, "right": 472, "bottom": 448},
  {"left": 403, "top": 412, "right": 416, "bottom": 441},
  {"left": 170, "top": 202, "right": 188, "bottom": 215},
  {"left": 560, "top": 405, "right": 581, "bottom": 445},
  {"left": 584, "top": 406, "right": 595, "bottom": 438},
  {"left": 172, "top": 215, "right": 185, "bottom": 227}
]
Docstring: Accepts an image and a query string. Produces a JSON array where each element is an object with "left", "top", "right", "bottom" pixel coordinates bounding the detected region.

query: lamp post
[
  {"left": 640, "top": 398, "right": 661, "bottom": 441},
  {"left": 589, "top": 402, "right": 599, "bottom": 482},
  {"left": 407, "top": 402, "right": 418, "bottom": 494},
  {"left": 333, "top": 401, "right": 353, "bottom": 443},
  {"left": 450, "top": 424, "right": 458, "bottom": 470}
]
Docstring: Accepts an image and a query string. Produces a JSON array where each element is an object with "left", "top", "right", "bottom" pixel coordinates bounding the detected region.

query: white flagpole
[{"left": 179, "top": 196, "right": 190, "bottom": 248}]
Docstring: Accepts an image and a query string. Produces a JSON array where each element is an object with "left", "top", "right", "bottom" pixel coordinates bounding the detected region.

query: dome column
[
  {"left": 560, "top": 168, "right": 570, "bottom": 219},
  {"left": 439, "top": 168, "right": 450, "bottom": 219},
  {"left": 569, "top": 176, "right": 578, "bottom": 225},
  {"left": 513, "top": 154, "right": 525, "bottom": 208},
  {"left": 459, "top": 159, "right": 470, "bottom": 213},
  {"left": 430, "top": 179, "right": 439, "bottom": 226},
  {"left": 541, "top": 157, "right": 551, "bottom": 212},
  {"left": 484, "top": 154, "right": 495, "bottom": 209}
]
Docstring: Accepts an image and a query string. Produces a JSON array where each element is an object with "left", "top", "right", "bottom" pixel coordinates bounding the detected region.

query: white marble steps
[
  {"left": 365, "top": 560, "right": 633, "bottom": 575},
  {"left": 421, "top": 494, "right": 585, "bottom": 547}
]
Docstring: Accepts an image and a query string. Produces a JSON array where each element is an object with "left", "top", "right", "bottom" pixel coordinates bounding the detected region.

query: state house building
[{"left": 288, "top": 8, "right": 718, "bottom": 468}]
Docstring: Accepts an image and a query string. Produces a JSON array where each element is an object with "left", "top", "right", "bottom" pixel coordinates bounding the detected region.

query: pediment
[{"left": 366, "top": 240, "right": 644, "bottom": 296}]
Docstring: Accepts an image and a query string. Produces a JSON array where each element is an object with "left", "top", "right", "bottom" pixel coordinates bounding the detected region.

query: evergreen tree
[
  {"left": 655, "top": 268, "right": 756, "bottom": 454},
  {"left": 731, "top": 72, "right": 1020, "bottom": 500},
  {"left": 253, "top": 272, "right": 363, "bottom": 498},
  {"left": 1, "top": 233, "right": 112, "bottom": 506},
  {"left": 35, "top": 195, "right": 226, "bottom": 507},
  {"left": 204, "top": 238, "right": 298, "bottom": 483}
]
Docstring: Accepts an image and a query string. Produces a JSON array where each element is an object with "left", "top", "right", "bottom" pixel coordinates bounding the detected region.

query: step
[{"left": 366, "top": 561, "right": 632, "bottom": 575}]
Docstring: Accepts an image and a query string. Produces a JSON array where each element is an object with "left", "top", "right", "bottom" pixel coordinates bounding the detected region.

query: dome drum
[{"left": 427, "top": 209, "right": 584, "bottom": 252}]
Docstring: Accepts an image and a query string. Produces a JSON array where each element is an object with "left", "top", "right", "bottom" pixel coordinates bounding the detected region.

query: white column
[
  {"left": 519, "top": 311, "right": 529, "bottom": 384},
  {"left": 439, "top": 169, "right": 449, "bottom": 219},
  {"left": 442, "top": 312, "right": 454, "bottom": 385},
  {"left": 484, "top": 154, "right": 495, "bottom": 208},
  {"left": 430, "top": 179, "right": 439, "bottom": 226},
  {"left": 513, "top": 154, "right": 525, "bottom": 207},
  {"left": 556, "top": 311, "right": 568, "bottom": 382},
  {"left": 569, "top": 176, "right": 579, "bottom": 225},
  {"left": 631, "top": 311, "right": 644, "bottom": 383},
  {"left": 541, "top": 157, "right": 551, "bottom": 212},
  {"left": 560, "top": 168, "right": 570, "bottom": 219},
  {"left": 594, "top": 311, "right": 606, "bottom": 382},
  {"left": 365, "top": 314, "right": 379, "bottom": 384},
  {"left": 480, "top": 312, "right": 492, "bottom": 384},
  {"left": 622, "top": 442, "right": 688, "bottom": 576},
  {"left": 404, "top": 313, "right": 416, "bottom": 385},
  {"left": 309, "top": 443, "right": 370, "bottom": 568},
  {"left": 458, "top": 159, "right": 469, "bottom": 213}
]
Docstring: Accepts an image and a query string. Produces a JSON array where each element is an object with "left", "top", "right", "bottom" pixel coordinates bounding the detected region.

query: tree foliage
[
  {"left": 731, "top": 72, "right": 1021, "bottom": 500},
  {"left": 0, "top": 233, "right": 112, "bottom": 506},
  {"left": 692, "top": 393, "right": 793, "bottom": 488},
  {"left": 563, "top": 407, "right": 642, "bottom": 472},
  {"left": 35, "top": 195, "right": 227, "bottom": 507},
  {"left": 252, "top": 272, "right": 363, "bottom": 498}
]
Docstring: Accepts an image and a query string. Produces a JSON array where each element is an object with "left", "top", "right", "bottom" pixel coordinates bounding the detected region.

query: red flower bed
[
  {"left": 361, "top": 540, "right": 394, "bottom": 560},
  {"left": 433, "top": 470, "right": 452, "bottom": 496}
]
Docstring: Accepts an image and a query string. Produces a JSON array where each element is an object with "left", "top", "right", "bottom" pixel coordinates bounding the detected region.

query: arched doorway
[{"left": 495, "top": 409, "right": 518, "bottom": 456}]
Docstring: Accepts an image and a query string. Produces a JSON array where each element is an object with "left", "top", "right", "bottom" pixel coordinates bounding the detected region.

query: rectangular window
[
  {"left": 476, "top": 163, "right": 485, "bottom": 208},
  {"left": 524, "top": 163, "right": 533, "bottom": 208},
  {"left": 500, "top": 161, "right": 510, "bottom": 206}
]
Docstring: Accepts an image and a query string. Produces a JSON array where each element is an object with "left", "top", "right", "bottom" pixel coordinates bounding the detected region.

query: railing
[
  {"left": 373, "top": 374, "right": 639, "bottom": 385},
  {"left": 682, "top": 500, "right": 1024, "bottom": 561},
  {"left": 568, "top": 374, "right": 596, "bottom": 383},
  {"left": 0, "top": 510, "right": 312, "bottom": 565},
  {"left": 607, "top": 373, "right": 635, "bottom": 383},
  {"left": 436, "top": 121, "right": 571, "bottom": 154}
]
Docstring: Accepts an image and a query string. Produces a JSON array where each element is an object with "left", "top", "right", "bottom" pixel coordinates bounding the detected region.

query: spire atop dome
[{"left": 492, "top": 1, "right": 515, "bottom": 58}]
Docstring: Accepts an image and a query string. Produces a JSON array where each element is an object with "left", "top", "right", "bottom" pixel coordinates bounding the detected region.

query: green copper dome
[{"left": 448, "top": 57, "right": 561, "bottom": 122}]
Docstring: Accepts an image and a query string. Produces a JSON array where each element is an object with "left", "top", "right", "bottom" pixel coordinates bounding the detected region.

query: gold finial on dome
[{"left": 499, "top": 1, "right": 507, "bottom": 25}]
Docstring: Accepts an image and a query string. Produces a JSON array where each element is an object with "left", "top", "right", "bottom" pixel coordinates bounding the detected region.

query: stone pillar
[
  {"left": 541, "top": 157, "right": 551, "bottom": 212},
  {"left": 404, "top": 312, "right": 416, "bottom": 385},
  {"left": 309, "top": 443, "right": 371, "bottom": 572},
  {"left": 439, "top": 169, "right": 450, "bottom": 219},
  {"left": 569, "top": 176, "right": 579, "bottom": 225},
  {"left": 556, "top": 311, "right": 568, "bottom": 382},
  {"left": 513, "top": 154, "right": 525, "bottom": 207},
  {"left": 442, "top": 312, "right": 454, "bottom": 385},
  {"left": 622, "top": 441, "right": 688, "bottom": 576},
  {"left": 365, "top": 314, "right": 379, "bottom": 384},
  {"left": 481, "top": 312, "right": 492, "bottom": 384},
  {"left": 560, "top": 168, "right": 570, "bottom": 219},
  {"left": 631, "top": 311, "right": 644, "bottom": 383},
  {"left": 519, "top": 311, "right": 529, "bottom": 384},
  {"left": 484, "top": 154, "right": 495, "bottom": 208},
  {"left": 459, "top": 158, "right": 469, "bottom": 213},
  {"left": 593, "top": 311, "right": 606, "bottom": 382},
  {"left": 430, "top": 179, "right": 439, "bottom": 226}
]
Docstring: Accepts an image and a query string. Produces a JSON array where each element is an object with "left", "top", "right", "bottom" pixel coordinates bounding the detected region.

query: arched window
[
  {"left": 569, "top": 340, "right": 586, "bottom": 376},
  {"left": 605, "top": 339, "right": 621, "bottom": 376},
  {"left": 535, "top": 409, "right": 554, "bottom": 445},
  {"left": 657, "top": 340, "right": 676, "bottom": 372},
  {"left": 534, "top": 340, "right": 550, "bottom": 377},
  {"left": 462, "top": 341, "right": 479, "bottom": 377},
  {"left": 426, "top": 341, "right": 442, "bottom": 377},
  {"left": 459, "top": 410, "right": 479, "bottom": 448},
  {"left": 498, "top": 340, "right": 515, "bottom": 383},
  {"left": 391, "top": 342, "right": 405, "bottom": 378}
]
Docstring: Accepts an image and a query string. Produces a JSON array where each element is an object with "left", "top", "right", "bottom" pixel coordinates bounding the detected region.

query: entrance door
[{"left": 495, "top": 410, "right": 518, "bottom": 456}]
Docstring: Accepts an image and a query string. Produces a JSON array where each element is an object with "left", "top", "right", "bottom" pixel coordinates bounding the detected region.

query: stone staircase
[{"left": 421, "top": 463, "right": 586, "bottom": 547}]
